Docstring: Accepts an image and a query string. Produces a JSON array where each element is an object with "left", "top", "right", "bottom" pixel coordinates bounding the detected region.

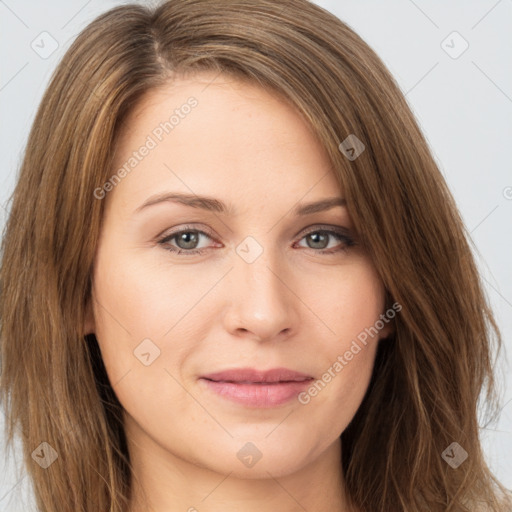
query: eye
[
  {"left": 157, "top": 224, "right": 216, "bottom": 255},
  {"left": 157, "top": 224, "right": 355, "bottom": 256},
  {"left": 294, "top": 226, "right": 355, "bottom": 254}
]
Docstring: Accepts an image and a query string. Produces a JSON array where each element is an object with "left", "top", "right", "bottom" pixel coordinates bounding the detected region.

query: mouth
[
  {"left": 202, "top": 379, "right": 312, "bottom": 384},
  {"left": 200, "top": 367, "right": 314, "bottom": 384},
  {"left": 199, "top": 367, "right": 314, "bottom": 407}
]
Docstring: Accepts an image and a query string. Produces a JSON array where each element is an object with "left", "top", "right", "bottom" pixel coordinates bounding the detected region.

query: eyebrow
[{"left": 134, "top": 192, "right": 346, "bottom": 216}]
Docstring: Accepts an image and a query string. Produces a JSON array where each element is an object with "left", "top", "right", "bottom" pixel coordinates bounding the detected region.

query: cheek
[
  {"left": 309, "top": 257, "right": 386, "bottom": 345},
  {"left": 297, "top": 259, "right": 385, "bottom": 423},
  {"left": 92, "top": 244, "right": 188, "bottom": 342},
  {"left": 90, "top": 244, "right": 169, "bottom": 383},
  {"left": 93, "top": 243, "right": 222, "bottom": 336},
  {"left": 90, "top": 242, "right": 220, "bottom": 403},
  {"left": 90, "top": 251, "right": 195, "bottom": 428}
]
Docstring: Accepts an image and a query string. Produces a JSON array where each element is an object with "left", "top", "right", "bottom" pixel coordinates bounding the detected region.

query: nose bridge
[
  {"left": 223, "top": 234, "right": 297, "bottom": 339},
  {"left": 237, "top": 234, "right": 288, "bottom": 307}
]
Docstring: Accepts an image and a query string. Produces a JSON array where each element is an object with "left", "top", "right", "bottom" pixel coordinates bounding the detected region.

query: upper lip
[{"left": 200, "top": 367, "right": 314, "bottom": 383}]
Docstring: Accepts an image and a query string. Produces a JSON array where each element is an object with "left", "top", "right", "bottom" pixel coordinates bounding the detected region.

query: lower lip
[{"left": 200, "top": 378, "right": 313, "bottom": 407}]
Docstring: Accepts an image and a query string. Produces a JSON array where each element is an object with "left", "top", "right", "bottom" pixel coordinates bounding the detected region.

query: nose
[{"left": 221, "top": 247, "right": 300, "bottom": 343}]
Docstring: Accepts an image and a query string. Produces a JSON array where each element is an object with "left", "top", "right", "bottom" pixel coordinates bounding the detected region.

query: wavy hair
[{"left": 1, "top": 0, "right": 510, "bottom": 510}]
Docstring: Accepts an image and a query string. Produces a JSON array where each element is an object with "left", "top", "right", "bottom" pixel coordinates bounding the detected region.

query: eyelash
[{"left": 157, "top": 224, "right": 355, "bottom": 256}]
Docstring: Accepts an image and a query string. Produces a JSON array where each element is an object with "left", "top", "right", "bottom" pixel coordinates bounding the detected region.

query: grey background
[{"left": 1, "top": 0, "right": 511, "bottom": 509}]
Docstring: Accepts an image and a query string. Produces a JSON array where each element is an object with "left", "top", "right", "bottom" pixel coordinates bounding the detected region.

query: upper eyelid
[{"left": 158, "top": 223, "right": 352, "bottom": 245}]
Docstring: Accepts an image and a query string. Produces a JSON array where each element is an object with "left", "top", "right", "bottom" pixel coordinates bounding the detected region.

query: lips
[
  {"left": 199, "top": 367, "right": 315, "bottom": 407},
  {"left": 200, "top": 367, "right": 314, "bottom": 384}
]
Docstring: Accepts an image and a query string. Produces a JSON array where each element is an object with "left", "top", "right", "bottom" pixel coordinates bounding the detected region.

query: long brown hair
[{"left": 1, "top": 1, "right": 509, "bottom": 510}]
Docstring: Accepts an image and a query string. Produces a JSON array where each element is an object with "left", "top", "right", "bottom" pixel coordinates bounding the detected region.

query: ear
[
  {"left": 379, "top": 320, "right": 394, "bottom": 340},
  {"left": 83, "top": 297, "right": 95, "bottom": 336},
  {"left": 379, "top": 294, "right": 398, "bottom": 341}
]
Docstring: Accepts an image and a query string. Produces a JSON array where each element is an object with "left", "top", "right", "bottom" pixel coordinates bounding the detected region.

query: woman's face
[{"left": 89, "top": 72, "right": 391, "bottom": 480}]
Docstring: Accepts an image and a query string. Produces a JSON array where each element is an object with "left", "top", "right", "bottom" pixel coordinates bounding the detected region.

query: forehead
[{"left": 108, "top": 73, "right": 341, "bottom": 213}]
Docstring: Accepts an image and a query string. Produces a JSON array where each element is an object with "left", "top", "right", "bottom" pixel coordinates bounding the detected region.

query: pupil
[
  {"left": 308, "top": 232, "right": 327, "bottom": 249},
  {"left": 178, "top": 232, "right": 198, "bottom": 249}
]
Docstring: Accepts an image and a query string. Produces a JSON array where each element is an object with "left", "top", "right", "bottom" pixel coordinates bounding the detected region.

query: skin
[{"left": 86, "top": 72, "right": 392, "bottom": 512}]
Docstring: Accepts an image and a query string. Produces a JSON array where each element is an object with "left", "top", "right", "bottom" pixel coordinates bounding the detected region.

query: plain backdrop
[{"left": 1, "top": 0, "right": 511, "bottom": 509}]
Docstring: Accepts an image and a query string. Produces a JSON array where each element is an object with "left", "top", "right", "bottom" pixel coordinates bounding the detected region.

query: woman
[{"left": 1, "top": 0, "right": 510, "bottom": 511}]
